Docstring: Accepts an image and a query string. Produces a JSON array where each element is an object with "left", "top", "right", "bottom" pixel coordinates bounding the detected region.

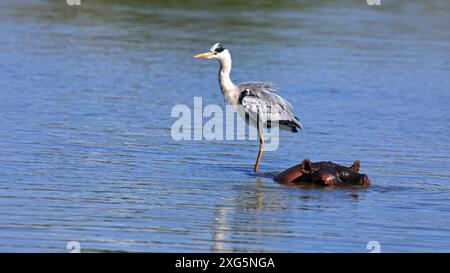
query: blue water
[{"left": 0, "top": 0, "right": 449, "bottom": 252}]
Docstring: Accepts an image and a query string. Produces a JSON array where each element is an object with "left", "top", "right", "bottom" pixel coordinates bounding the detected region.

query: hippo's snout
[{"left": 361, "top": 174, "right": 371, "bottom": 186}]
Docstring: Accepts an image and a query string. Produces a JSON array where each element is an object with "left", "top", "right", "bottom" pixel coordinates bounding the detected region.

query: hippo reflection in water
[{"left": 274, "top": 159, "right": 371, "bottom": 187}]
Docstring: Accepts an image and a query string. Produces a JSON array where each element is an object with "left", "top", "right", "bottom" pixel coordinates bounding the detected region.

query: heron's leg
[{"left": 254, "top": 128, "right": 264, "bottom": 172}]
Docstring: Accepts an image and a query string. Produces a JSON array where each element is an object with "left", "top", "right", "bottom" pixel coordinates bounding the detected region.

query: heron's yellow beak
[{"left": 194, "top": 52, "right": 214, "bottom": 59}]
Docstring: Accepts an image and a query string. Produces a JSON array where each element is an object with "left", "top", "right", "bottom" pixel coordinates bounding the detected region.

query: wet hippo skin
[{"left": 274, "top": 159, "right": 371, "bottom": 187}]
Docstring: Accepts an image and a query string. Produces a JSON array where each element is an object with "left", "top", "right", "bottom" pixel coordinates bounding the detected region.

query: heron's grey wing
[
  {"left": 238, "top": 82, "right": 302, "bottom": 132},
  {"left": 239, "top": 82, "right": 279, "bottom": 94}
]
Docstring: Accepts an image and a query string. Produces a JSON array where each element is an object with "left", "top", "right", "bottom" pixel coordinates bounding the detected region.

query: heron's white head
[{"left": 194, "top": 43, "right": 230, "bottom": 61}]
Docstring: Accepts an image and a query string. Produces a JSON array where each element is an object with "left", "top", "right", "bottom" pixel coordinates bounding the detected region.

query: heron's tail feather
[{"left": 279, "top": 119, "right": 302, "bottom": 133}]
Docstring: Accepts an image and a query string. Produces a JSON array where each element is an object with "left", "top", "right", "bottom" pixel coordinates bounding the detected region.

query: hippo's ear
[
  {"left": 350, "top": 160, "right": 360, "bottom": 173},
  {"left": 300, "top": 159, "right": 312, "bottom": 174}
]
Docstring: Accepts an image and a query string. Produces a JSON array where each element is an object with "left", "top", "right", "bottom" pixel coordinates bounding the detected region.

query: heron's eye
[{"left": 215, "top": 46, "right": 225, "bottom": 53}]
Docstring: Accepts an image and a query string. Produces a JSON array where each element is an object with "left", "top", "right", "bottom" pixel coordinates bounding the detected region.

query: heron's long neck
[{"left": 218, "top": 56, "right": 239, "bottom": 105}]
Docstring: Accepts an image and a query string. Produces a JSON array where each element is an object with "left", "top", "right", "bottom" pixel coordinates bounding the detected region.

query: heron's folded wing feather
[{"left": 238, "top": 83, "right": 301, "bottom": 128}]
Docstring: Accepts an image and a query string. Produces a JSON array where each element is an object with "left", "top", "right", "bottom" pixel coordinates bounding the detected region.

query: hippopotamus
[{"left": 274, "top": 159, "right": 371, "bottom": 187}]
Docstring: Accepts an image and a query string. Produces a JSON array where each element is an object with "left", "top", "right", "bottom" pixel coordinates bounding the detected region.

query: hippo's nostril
[{"left": 362, "top": 175, "right": 371, "bottom": 186}]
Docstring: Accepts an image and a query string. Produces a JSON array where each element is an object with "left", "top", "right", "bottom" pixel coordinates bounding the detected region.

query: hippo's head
[
  {"left": 298, "top": 159, "right": 338, "bottom": 186},
  {"left": 298, "top": 159, "right": 371, "bottom": 187},
  {"left": 340, "top": 160, "right": 371, "bottom": 186}
]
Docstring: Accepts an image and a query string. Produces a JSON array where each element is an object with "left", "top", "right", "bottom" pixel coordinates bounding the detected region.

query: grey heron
[{"left": 194, "top": 43, "right": 302, "bottom": 172}]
